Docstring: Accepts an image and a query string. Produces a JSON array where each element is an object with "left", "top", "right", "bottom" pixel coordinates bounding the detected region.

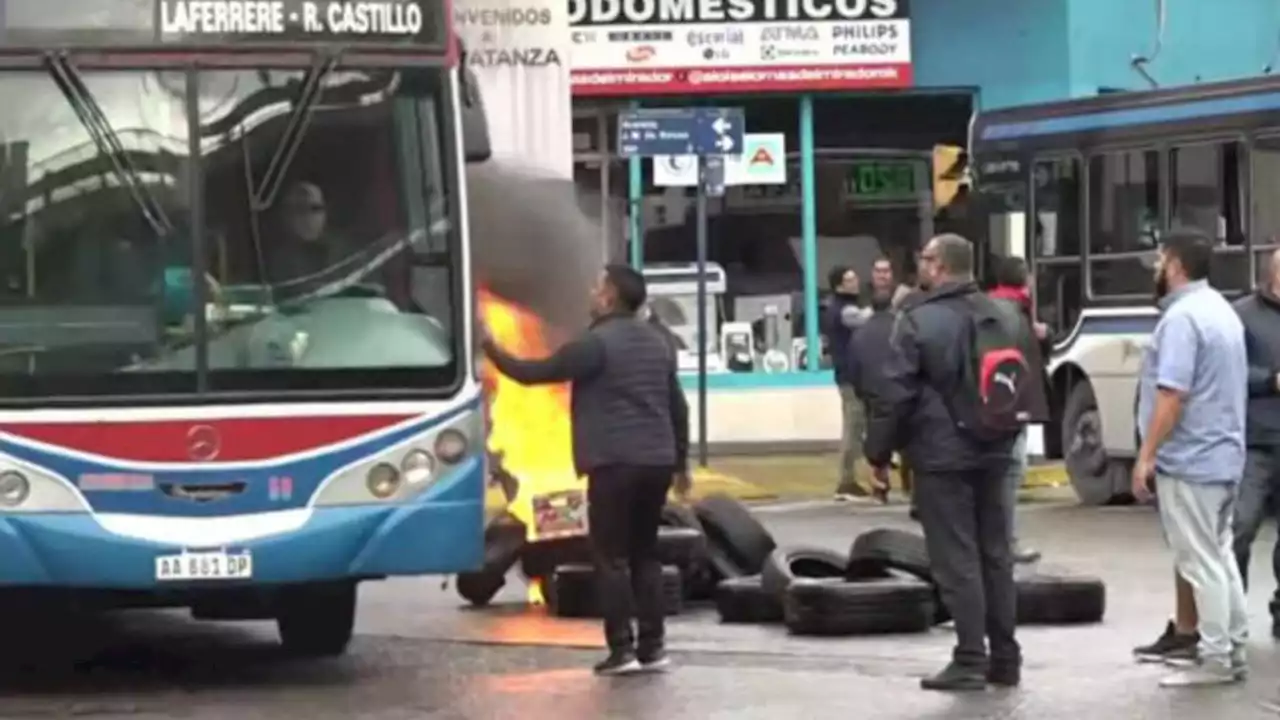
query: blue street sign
[{"left": 617, "top": 107, "right": 745, "bottom": 158}]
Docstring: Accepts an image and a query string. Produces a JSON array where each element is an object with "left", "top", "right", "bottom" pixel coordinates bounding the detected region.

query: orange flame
[
  {"left": 527, "top": 578, "right": 546, "bottom": 606},
  {"left": 479, "top": 288, "right": 587, "bottom": 543}
]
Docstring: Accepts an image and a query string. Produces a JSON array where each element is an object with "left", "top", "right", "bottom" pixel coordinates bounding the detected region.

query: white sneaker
[{"left": 1159, "top": 659, "right": 1239, "bottom": 687}]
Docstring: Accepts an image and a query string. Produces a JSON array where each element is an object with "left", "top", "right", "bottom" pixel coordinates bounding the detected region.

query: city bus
[
  {"left": 971, "top": 76, "right": 1278, "bottom": 505},
  {"left": 0, "top": 0, "right": 489, "bottom": 656}
]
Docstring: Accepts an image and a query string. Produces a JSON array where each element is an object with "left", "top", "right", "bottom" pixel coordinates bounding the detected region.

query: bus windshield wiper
[
  {"left": 44, "top": 52, "right": 173, "bottom": 237},
  {"left": 252, "top": 52, "right": 339, "bottom": 211}
]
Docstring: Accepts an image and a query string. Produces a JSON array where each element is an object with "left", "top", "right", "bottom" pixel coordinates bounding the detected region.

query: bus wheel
[
  {"left": 277, "top": 582, "right": 357, "bottom": 657},
  {"left": 1061, "top": 382, "right": 1124, "bottom": 506}
]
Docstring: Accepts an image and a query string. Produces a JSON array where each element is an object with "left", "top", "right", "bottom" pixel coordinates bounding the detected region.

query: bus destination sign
[
  {"left": 0, "top": 0, "right": 447, "bottom": 48},
  {"left": 159, "top": 1, "right": 426, "bottom": 38}
]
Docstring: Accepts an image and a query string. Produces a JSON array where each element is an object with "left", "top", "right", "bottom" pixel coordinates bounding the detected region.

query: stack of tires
[{"left": 701, "top": 499, "right": 1108, "bottom": 635}]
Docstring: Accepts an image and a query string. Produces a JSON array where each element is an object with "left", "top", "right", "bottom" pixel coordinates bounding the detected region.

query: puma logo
[{"left": 993, "top": 371, "right": 1017, "bottom": 395}]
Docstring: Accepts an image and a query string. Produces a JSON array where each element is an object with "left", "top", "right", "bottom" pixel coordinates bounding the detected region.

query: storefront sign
[
  {"left": 568, "top": 0, "right": 912, "bottom": 96},
  {"left": 844, "top": 158, "right": 924, "bottom": 204},
  {"left": 653, "top": 133, "right": 787, "bottom": 187},
  {"left": 456, "top": 0, "right": 573, "bottom": 178}
]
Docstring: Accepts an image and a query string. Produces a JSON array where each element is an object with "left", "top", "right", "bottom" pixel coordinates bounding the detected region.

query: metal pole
[{"left": 695, "top": 161, "right": 709, "bottom": 467}]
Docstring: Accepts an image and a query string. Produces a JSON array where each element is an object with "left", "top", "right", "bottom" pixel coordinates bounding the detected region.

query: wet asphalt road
[{"left": 4, "top": 501, "right": 1280, "bottom": 719}]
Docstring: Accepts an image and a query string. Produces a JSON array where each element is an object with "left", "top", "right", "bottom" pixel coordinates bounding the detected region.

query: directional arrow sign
[{"left": 617, "top": 107, "right": 744, "bottom": 158}]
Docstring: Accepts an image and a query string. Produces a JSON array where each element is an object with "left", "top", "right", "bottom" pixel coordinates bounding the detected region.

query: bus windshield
[{"left": 0, "top": 62, "right": 459, "bottom": 401}]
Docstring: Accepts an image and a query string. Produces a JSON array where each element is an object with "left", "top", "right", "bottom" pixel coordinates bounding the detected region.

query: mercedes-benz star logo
[{"left": 186, "top": 425, "right": 221, "bottom": 462}]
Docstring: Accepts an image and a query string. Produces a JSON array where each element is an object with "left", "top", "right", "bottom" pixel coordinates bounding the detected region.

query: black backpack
[{"left": 950, "top": 295, "right": 1032, "bottom": 441}]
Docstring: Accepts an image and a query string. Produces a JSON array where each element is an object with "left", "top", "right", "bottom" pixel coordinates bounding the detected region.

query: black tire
[
  {"left": 1062, "top": 381, "right": 1127, "bottom": 506},
  {"left": 655, "top": 526, "right": 707, "bottom": 569},
  {"left": 546, "top": 564, "right": 683, "bottom": 619},
  {"left": 457, "top": 516, "right": 527, "bottom": 607},
  {"left": 714, "top": 575, "right": 783, "bottom": 624},
  {"left": 694, "top": 494, "right": 776, "bottom": 574},
  {"left": 1016, "top": 572, "right": 1106, "bottom": 625},
  {"left": 276, "top": 582, "right": 357, "bottom": 657},
  {"left": 846, "top": 528, "right": 932, "bottom": 582},
  {"left": 761, "top": 546, "right": 848, "bottom": 599},
  {"left": 661, "top": 505, "right": 716, "bottom": 600},
  {"left": 521, "top": 535, "right": 591, "bottom": 579},
  {"left": 783, "top": 577, "right": 935, "bottom": 636}
]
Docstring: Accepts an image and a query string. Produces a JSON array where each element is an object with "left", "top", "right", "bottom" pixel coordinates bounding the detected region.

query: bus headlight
[
  {"left": 366, "top": 463, "right": 401, "bottom": 499},
  {"left": 0, "top": 471, "right": 30, "bottom": 507},
  {"left": 401, "top": 449, "right": 435, "bottom": 485},
  {"left": 434, "top": 429, "right": 468, "bottom": 464}
]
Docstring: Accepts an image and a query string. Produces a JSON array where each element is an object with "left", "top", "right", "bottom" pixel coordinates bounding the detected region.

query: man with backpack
[{"left": 864, "top": 233, "right": 1026, "bottom": 692}]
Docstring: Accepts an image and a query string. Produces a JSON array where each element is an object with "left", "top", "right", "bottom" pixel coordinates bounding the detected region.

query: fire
[
  {"left": 478, "top": 288, "right": 586, "bottom": 542},
  {"left": 527, "top": 578, "right": 546, "bottom": 606}
]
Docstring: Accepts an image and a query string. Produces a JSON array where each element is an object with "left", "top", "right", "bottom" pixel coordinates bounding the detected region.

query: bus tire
[
  {"left": 1062, "top": 381, "right": 1125, "bottom": 505},
  {"left": 276, "top": 582, "right": 357, "bottom": 657}
]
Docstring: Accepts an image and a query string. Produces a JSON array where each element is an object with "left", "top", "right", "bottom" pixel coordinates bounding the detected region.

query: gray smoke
[{"left": 467, "top": 160, "right": 608, "bottom": 334}]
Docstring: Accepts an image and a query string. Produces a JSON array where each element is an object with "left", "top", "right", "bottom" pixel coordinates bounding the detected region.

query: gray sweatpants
[
  {"left": 837, "top": 384, "right": 865, "bottom": 494},
  {"left": 1157, "top": 475, "right": 1249, "bottom": 665}
]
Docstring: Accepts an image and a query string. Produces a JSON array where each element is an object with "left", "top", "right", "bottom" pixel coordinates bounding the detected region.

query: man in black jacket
[
  {"left": 865, "top": 234, "right": 1021, "bottom": 691},
  {"left": 1232, "top": 248, "right": 1280, "bottom": 637},
  {"left": 823, "top": 266, "right": 872, "bottom": 500},
  {"left": 481, "top": 264, "right": 690, "bottom": 676}
]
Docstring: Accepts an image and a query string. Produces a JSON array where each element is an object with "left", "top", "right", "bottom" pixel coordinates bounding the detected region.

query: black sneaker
[
  {"left": 1133, "top": 621, "right": 1198, "bottom": 664},
  {"left": 637, "top": 649, "right": 671, "bottom": 673},
  {"left": 593, "top": 651, "right": 641, "bottom": 676},
  {"left": 920, "top": 662, "right": 987, "bottom": 691},
  {"left": 987, "top": 663, "right": 1020, "bottom": 687}
]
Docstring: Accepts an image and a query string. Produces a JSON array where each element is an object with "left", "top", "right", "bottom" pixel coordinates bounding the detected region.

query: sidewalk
[
  {"left": 700, "top": 453, "right": 1070, "bottom": 503},
  {"left": 485, "top": 455, "right": 1071, "bottom": 513}
]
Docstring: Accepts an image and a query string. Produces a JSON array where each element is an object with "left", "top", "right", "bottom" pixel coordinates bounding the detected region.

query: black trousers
[
  {"left": 586, "top": 464, "right": 673, "bottom": 654},
  {"left": 915, "top": 465, "right": 1020, "bottom": 668}
]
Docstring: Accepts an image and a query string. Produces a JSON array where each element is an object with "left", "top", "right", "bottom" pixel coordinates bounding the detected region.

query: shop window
[
  {"left": 638, "top": 98, "right": 806, "bottom": 374},
  {"left": 1032, "top": 157, "right": 1081, "bottom": 257},
  {"left": 1088, "top": 149, "right": 1160, "bottom": 255},
  {"left": 1170, "top": 141, "right": 1243, "bottom": 245}
]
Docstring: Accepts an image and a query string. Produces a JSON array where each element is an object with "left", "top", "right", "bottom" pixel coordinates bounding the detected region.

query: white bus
[{"left": 972, "top": 76, "right": 1274, "bottom": 504}]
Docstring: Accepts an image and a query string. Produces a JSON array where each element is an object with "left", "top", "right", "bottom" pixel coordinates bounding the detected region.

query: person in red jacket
[{"left": 987, "top": 256, "right": 1053, "bottom": 564}]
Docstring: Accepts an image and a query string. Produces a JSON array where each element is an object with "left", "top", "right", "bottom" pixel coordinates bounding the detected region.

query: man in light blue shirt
[{"left": 1134, "top": 229, "right": 1248, "bottom": 687}]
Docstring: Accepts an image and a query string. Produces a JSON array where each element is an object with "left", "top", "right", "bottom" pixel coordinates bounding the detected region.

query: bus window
[
  {"left": 1170, "top": 141, "right": 1243, "bottom": 245},
  {"left": 1171, "top": 141, "right": 1248, "bottom": 293},
  {"left": 1031, "top": 157, "right": 1082, "bottom": 332},
  {"left": 1089, "top": 149, "right": 1159, "bottom": 298},
  {"left": 1252, "top": 136, "right": 1280, "bottom": 273}
]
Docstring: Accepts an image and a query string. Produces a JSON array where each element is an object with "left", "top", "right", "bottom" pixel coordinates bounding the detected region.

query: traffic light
[{"left": 932, "top": 144, "right": 969, "bottom": 211}]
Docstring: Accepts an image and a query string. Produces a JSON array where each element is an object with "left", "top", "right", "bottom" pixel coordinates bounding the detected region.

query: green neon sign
[{"left": 846, "top": 160, "right": 922, "bottom": 202}]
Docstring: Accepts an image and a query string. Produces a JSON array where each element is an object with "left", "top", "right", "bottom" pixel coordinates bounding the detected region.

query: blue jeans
[{"left": 1003, "top": 429, "right": 1028, "bottom": 544}]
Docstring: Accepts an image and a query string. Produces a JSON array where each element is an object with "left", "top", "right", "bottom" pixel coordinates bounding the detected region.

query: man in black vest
[
  {"left": 481, "top": 264, "right": 690, "bottom": 677},
  {"left": 1232, "top": 248, "right": 1280, "bottom": 636}
]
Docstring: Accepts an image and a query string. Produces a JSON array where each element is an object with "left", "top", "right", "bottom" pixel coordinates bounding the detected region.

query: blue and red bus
[{"left": 0, "top": 0, "right": 488, "bottom": 656}]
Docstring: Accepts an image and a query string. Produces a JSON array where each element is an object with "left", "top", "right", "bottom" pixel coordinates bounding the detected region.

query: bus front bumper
[{"left": 0, "top": 458, "right": 485, "bottom": 590}]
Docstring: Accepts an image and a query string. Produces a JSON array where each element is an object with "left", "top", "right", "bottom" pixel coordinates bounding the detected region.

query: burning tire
[
  {"left": 693, "top": 494, "right": 776, "bottom": 575},
  {"left": 521, "top": 527, "right": 707, "bottom": 581},
  {"left": 761, "top": 546, "right": 849, "bottom": 599},
  {"left": 714, "top": 575, "right": 783, "bottom": 624},
  {"left": 1016, "top": 571, "right": 1106, "bottom": 625},
  {"left": 783, "top": 577, "right": 935, "bottom": 636},
  {"left": 546, "top": 564, "right": 683, "bottom": 619},
  {"left": 456, "top": 515, "right": 528, "bottom": 607}
]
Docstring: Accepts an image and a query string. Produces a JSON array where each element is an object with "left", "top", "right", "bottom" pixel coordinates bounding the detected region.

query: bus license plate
[{"left": 155, "top": 551, "right": 253, "bottom": 582}]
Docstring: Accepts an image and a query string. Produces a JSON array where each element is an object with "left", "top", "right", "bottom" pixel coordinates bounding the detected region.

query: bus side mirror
[{"left": 460, "top": 64, "right": 491, "bottom": 164}]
